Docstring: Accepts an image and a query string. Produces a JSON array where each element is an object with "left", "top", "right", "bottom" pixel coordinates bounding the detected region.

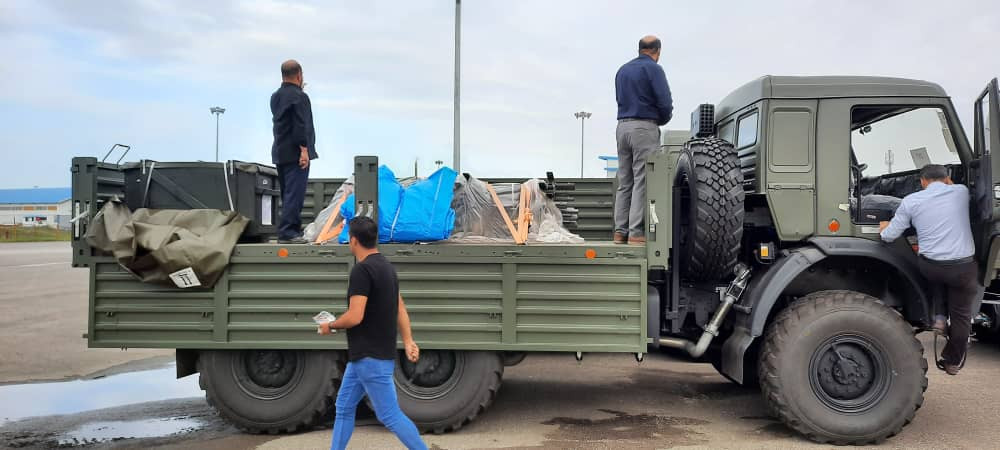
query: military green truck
[{"left": 69, "top": 76, "right": 1000, "bottom": 445}]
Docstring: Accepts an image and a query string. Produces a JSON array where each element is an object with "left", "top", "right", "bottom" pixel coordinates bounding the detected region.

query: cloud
[{"left": 1, "top": 0, "right": 1000, "bottom": 189}]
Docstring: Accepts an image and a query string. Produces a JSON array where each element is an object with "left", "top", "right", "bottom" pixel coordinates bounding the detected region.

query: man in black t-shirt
[{"left": 319, "top": 216, "right": 426, "bottom": 450}]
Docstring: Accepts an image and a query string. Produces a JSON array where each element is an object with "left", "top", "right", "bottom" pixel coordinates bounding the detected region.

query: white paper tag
[
  {"left": 261, "top": 196, "right": 273, "bottom": 226},
  {"left": 313, "top": 311, "right": 337, "bottom": 334},
  {"left": 169, "top": 267, "right": 202, "bottom": 288},
  {"left": 861, "top": 226, "right": 881, "bottom": 234}
]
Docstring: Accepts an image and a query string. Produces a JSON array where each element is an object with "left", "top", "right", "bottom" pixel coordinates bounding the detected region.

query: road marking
[{"left": 0, "top": 262, "right": 67, "bottom": 269}]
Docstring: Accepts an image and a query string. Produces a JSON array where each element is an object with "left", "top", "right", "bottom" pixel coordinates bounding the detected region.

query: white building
[{"left": 0, "top": 188, "right": 72, "bottom": 229}]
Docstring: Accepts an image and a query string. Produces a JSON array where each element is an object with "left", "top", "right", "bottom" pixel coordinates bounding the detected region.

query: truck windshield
[{"left": 851, "top": 106, "right": 960, "bottom": 178}]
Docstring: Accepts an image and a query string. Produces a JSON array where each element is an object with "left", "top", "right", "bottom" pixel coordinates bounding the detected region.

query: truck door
[{"left": 974, "top": 78, "right": 1000, "bottom": 282}]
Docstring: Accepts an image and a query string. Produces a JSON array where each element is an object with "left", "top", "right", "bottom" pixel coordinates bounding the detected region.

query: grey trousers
[{"left": 615, "top": 120, "right": 660, "bottom": 237}]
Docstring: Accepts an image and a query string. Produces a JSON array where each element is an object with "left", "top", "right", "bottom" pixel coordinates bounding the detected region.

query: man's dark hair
[
  {"left": 281, "top": 60, "right": 302, "bottom": 78},
  {"left": 348, "top": 216, "right": 378, "bottom": 249},
  {"left": 920, "top": 164, "right": 949, "bottom": 181},
  {"left": 639, "top": 37, "right": 661, "bottom": 52}
]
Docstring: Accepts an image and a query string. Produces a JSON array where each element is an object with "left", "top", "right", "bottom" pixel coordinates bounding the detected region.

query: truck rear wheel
[
  {"left": 199, "top": 350, "right": 342, "bottom": 434},
  {"left": 758, "top": 291, "right": 927, "bottom": 445},
  {"left": 674, "top": 137, "right": 744, "bottom": 281},
  {"left": 394, "top": 350, "right": 503, "bottom": 434}
]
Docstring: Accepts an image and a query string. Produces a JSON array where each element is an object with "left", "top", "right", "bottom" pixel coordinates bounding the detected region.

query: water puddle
[
  {"left": 0, "top": 364, "right": 202, "bottom": 424},
  {"left": 57, "top": 417, "right": 204, "bottom": 445}
]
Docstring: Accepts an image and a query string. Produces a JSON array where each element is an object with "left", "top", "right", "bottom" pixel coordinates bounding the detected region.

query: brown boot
[
  {"left": 613, "top": 232, "right": 627, "bottom": 244},
  {"left": 628, "top": 236, "right": 646, "bottom": 245}
]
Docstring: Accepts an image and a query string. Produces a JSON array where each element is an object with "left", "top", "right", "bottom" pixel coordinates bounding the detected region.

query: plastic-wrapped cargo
[
  {"left": 302, "top": 177, "right": 354, "bottom": 244},
  {"left": 337, "top": 165, "right": 458, "bottom": 243},
  {"left": 450, "top": 176, "right": 583, "bottom": 244}
]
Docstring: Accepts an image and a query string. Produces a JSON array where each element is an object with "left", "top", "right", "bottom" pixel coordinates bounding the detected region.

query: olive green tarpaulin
[{"left": 86, "top": 198, "right": 249, "bottom": 288}]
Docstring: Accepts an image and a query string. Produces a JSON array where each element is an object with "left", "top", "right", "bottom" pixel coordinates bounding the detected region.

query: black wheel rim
[
  {"left": 232, "top": 350, "right": 305, "bottom": 400},
  {"left": 808, "top": 334, "right": 892, "bottom": 414},
  {"left": 395, "top": 350, "right": 463, "bottom": 401}
]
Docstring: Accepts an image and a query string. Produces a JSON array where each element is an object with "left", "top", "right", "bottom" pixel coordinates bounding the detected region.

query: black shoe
[
  {"left": 932, "top": 319, "right": 948, "bottom": 336},
  {"left": 278, "top": 236, "right": 308, "bottom": 244}
]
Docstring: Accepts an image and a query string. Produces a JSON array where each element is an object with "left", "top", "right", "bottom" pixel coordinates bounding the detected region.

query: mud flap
[{"left": 720, "top": 326, "right": 755, "bottom": 385}]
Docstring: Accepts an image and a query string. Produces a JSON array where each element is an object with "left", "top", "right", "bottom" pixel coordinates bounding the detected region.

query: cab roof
[{"left": 716, "top": 75, "right": 948, "bottom": 120}]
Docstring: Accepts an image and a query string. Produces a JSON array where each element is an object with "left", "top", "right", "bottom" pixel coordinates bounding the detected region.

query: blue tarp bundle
[{"left": 338, "top": 165, "right": 458, "bottom": 243}]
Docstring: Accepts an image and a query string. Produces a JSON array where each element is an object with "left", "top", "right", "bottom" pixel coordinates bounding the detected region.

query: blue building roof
[{"left": 0, "top": 188, "right": 72, "bottom": 204}]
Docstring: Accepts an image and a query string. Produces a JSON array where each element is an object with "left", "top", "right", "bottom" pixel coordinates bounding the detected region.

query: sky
[{"left": 1, "top": 0, "right": 999, "bottom": 188}]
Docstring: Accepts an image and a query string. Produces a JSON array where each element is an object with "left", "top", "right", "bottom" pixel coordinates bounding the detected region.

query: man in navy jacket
[
  {"left": 613, "top": 36, "right": 673, "bottom": 244},
  {"left": 271, "top": 59, "right": 319, "bottom": 243}
]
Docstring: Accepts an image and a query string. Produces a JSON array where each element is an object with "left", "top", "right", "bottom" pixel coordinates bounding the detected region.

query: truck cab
[
  {"left": 638, "top": 76, "right": 1000, "bottom": 444},
  {"left": 681, "top": 76, "right": 1000, "bottom": 376}
]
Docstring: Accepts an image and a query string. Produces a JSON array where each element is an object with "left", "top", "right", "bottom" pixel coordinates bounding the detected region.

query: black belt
[
  {"left": 618, "top": 118, "right": 657, "bottom": 123},
  {"left": 919, "top": 255, "right": 974, "bottom": 266}
]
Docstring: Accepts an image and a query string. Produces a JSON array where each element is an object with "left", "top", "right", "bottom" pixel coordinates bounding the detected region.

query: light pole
[
  {"left": 453, "top": 0, "right": 462, "bottom": 172},
  {"left": 574, "top": 111, "right": 592, "bottom": 177},
  {"left": 210, "top": 106, "right": 226, "bottom": 162}
]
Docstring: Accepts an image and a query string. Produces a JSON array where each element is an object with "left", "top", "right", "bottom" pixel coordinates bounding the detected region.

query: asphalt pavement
[
  {"left": 0, "top": 242, "right": 170, "bottom": 384},
  {"left": 1, "top": 242, "right": 999, "bottom": 449}
]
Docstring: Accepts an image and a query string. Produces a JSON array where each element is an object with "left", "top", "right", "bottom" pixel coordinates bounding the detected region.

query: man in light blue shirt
[{"left": 879, "top": 164, "right": 978, "bottom": 375}]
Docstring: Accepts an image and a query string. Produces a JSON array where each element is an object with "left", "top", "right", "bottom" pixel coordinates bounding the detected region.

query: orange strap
[
  {"left": 516, "top": 183, "right": 533, "bottom": 243},
  {"left": 486, "top": 182, "right": 535, "bottom": 245},
  {"left": 486, "top": 183, "right": 523, "bottom": 244},
  {"left": 315, "top": 196, "right": 348, "bottom": 244}
]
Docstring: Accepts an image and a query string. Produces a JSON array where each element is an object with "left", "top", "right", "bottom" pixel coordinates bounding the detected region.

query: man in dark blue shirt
[
  {"left": 271, "top": 59, "right": 319, "bottom": 244},
  {"left": 613, "top": 35, "right": 673, "bottom": 244}
]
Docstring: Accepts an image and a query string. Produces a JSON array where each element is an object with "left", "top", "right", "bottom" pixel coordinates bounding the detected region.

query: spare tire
[{"left": 674, "top": 137, "right": 744, "bottom": 280}]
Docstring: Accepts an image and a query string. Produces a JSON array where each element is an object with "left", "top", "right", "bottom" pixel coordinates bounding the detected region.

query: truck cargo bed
[{"left": 88, "top": 242, "right": 647, "bottom": 353}]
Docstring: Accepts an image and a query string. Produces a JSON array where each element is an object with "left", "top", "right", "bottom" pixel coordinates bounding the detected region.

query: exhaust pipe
[{"left": 659, "top": 264, "right": 751, "bottom": 358}]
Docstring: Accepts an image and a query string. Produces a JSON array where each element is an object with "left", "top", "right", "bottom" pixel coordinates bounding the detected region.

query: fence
[{"left": 0, "top": 225, "right": 71, "bottom": 242}]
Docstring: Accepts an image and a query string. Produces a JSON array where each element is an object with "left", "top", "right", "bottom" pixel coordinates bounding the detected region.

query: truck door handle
[{"left": 503, "top": 250, "right": 522, "bottom": 256}]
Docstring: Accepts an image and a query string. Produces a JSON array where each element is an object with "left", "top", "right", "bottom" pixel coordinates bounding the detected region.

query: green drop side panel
[{"left": 89, "top": 243, "right": 646, "bottom": 353}]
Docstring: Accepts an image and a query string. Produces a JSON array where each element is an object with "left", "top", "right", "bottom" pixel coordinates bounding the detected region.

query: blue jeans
[{"left": 331, "top": 357, "right": 427, "bottom": 450}]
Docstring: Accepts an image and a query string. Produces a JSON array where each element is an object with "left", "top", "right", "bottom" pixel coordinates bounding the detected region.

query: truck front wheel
[
  {"left": 198, "top": 350, "right": 342, "bottom": 434},
  {"left": 394, "top": 350, "right": 503, "bottom": 434},
  {"left": 758, "top": 291, "right": 927, "bottom": 445}
]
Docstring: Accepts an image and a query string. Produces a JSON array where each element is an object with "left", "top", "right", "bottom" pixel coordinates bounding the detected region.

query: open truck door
[{"left": 974, "top": 78, "right": 1000, "bottom": 283}]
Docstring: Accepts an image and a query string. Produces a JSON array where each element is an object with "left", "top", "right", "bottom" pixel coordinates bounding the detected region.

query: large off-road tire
[
  {"left": 674, "top": 137, "right": 744, "bottom": 281},
  {"left": 199, "top": 350, "right": 342, "bottom": 434},
  {"left": 394, "top": 350, "right": 503, "bottom": 434},
  {"left": 758, "top": 291, "right": 927, "bottom": 445}
]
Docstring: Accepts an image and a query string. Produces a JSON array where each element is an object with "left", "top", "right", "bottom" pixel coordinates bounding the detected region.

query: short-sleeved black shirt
[{"left": 346, "top": 253, "right": 399, "bottom": 361}]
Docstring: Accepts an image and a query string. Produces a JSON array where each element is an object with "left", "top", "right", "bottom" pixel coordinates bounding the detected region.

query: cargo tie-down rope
[{"left": 485, "top": 182, "right": 532, "bottom": 245}]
